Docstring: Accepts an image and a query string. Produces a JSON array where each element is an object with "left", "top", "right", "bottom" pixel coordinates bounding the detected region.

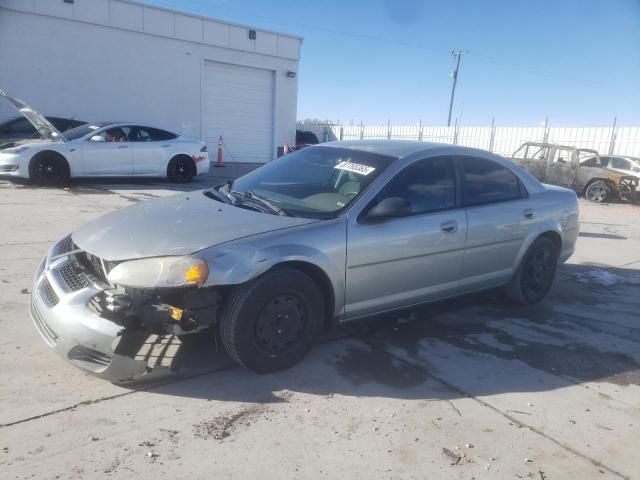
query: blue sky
[{"left": 143, "top": 0, "right": 640, "bottom": 126}]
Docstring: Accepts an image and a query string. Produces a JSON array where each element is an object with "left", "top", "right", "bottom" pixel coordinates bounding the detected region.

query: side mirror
[
  {"left": 89, "top": 135, "right": 104, "bottom": 142},
  {"left": 364, "top": 197, "right": 410, "bottom": 221}
]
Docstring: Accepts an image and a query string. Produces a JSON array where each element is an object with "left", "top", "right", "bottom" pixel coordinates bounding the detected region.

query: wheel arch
[
  {"left": 582, "top": 177, "right": 615, "bottom": 195},
  {"left": 512, "top": 223, "right": 563, "bottom": 275},
  {"left": 29, "top": 149, "right": 72, "bottom": 178},
  {"left": 165, "top": 152, "right": 195, "bottom": 177},
  {"left": 268, "top": 260, "right": 337, "bottom": 332}
]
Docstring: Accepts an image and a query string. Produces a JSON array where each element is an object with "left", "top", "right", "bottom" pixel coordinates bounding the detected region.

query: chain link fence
[{"left": 297, "top": 121, "right": 640, "bottom": 157}]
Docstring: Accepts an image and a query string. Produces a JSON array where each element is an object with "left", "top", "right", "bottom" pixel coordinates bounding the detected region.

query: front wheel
[
  {"left": 585, "top": 180, "right": 609, "bottom": 203},
  {"left": 505, "top": 237, "right": 558, "bottom": 305},
  {"left": 219, "top": 268, "right": 324, "bottom": 373},
  {"left": 29, "top": 153, "right": 70, "bottom": 185},
  {"left": 167, "top": 155, "right": 195, "bottom": 182}
]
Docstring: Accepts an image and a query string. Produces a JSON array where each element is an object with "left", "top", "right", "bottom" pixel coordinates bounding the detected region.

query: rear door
[
  {"left": 81, "top": 126, "right": 133, "bottom": 175},
  {"left": 459, "top": 156, "right": 532, "bottom": 289},
  {"left": 130, "top": 126, "right": 175, "bottom": 175},
  {"left": 345, "top": 156, "right": 467, "bottom": 318}
]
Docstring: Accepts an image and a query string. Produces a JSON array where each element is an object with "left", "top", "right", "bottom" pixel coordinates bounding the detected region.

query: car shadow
[{"left": 116, "top": 262, "right": 640, "bottom": 404}]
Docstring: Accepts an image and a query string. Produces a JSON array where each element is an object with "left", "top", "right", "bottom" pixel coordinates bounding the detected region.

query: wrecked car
[
  {"left": 509, "top": 142, "right": 638, "bottom": 203},
  {"left": 0, "top": 89, "right": 209, "bottom": 183},
  {"left": 31, "top": 141, "right": 579, "bottom": 382}
]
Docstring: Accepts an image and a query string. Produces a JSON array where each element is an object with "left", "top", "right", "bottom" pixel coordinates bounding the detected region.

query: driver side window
[{"left": 374, "top": 157, "right": 456, "bottom": 215}]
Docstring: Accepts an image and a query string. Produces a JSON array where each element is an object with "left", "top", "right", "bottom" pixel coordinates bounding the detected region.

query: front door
[
  {"left": 544, "top": 147, "right": 576, "bottom": 187},
  {"left": 345, "top": 156, "right": 467, "bottom": 318},
  {"left": 81, "top": 126, "right": 133, "bottom": 175}
]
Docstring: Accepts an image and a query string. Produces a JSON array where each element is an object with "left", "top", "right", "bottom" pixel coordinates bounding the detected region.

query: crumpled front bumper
[{"left": 29, "top": 238, "right": 165, "bottom": 383}]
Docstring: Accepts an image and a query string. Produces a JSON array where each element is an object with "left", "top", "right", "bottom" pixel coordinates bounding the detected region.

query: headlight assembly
[{"left": 107, "top": 256, "right": 209, "bottom": 288}]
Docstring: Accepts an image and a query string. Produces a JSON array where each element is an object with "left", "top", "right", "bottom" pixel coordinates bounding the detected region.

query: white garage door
[{"left": 202, "top": 61, "right": 274, "bottom": 163}]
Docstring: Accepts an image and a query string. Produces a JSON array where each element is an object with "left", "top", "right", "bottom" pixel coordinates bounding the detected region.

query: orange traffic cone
[{"left": 215, "top": 136, "right": 224, "bottom": 167}]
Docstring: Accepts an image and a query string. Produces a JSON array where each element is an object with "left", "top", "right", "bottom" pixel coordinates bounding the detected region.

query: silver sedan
[{"left": 30, "top": 140, "right": 579, "bottom": 381}]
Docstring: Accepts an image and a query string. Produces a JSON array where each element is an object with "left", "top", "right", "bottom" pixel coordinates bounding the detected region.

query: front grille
[
  {"left": 39, "top": 278, "right": 59, "bottom": 307},
  {"left": 53, "top": 235, "right": 75, "bottom": 256},
  {"left": 78, "top": 252, "right": 120, "bottom": 284},
  {"left": 59, "top": 262, "right": 90, "bottom": 291},
  {"left": 30, "top": 298, "right": 58, "bottom": 346}
]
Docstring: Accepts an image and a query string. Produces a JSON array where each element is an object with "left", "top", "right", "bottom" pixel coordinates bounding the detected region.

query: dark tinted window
[
  {"left": 3, "top": 118, "right": 34, "bottom": 134},
  {"left": 376, "top": 156, "right": 456, "bottom": 214},
  {"left": 461, "top": 157, "right": 523, "bottom": 206},
  {"left": 146, "top": 127, "right": 177, "bottom": 141}
]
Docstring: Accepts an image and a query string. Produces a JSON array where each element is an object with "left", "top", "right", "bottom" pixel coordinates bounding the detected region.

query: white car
[{"left": 0, "top": 90, "right": 209, "bottom": 184}]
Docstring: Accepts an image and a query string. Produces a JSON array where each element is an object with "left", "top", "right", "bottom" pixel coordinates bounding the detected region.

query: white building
[{"left": 0, "top": 0, "right": 302, "bottom": 163}]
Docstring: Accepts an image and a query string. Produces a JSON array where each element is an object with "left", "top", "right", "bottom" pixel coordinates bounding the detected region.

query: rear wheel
[
  {"left": 167, "top": 155, "right": 195, "bottom": 182},
  {"left": 29, "top": 152, "right": 70, "bottom": 185},
  {"left": 219, "top": 268, "right": 324, "bottom": 373},
  {"left": 585, "top": 180, "right": 609, "bottom": 203},
  {"left": 506, "top": 237, "right": 558, "bottom": 305}
]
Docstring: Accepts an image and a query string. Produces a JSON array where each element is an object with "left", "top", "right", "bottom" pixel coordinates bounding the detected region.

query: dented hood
[
  {"left": 72, "top": 191, "right": 319, "bottom": 261},
  {"left": 0, "top": 89, "right": 63, "bottom": 141}
]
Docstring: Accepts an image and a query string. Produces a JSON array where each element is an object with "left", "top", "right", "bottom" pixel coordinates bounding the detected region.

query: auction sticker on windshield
[{"left": 335, "top": 161, "right": 375, "bottom": 176}]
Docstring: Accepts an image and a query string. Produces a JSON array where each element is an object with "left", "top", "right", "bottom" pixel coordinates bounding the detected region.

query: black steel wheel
[
  {"left": 585, "top": 180, "right": 609, "bottom": 203},
  {"left": 29, "top": 152, "right": 70, "bottom": 185},
  {"left": 219, "top": 268, "right": 324, "bottom": 373},
  {"left": 167, "top": 155, "right": 195, "bottom": 182},
  {"left": 506, "top": 237, "right": 558, "bottom": 305}
]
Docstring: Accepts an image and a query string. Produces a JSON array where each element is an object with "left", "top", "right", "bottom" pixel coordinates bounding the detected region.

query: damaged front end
[{"left": 29, "top": 236, "right": 221, "bottom": 383}]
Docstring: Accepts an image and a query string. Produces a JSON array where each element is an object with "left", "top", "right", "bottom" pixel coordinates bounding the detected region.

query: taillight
[{"left": 200, "top": 145, "right": 207, "bottom": 152}]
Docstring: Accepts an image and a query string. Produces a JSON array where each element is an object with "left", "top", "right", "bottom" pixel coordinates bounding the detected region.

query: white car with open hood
[{"left": 0, "top": 89, "right": 209, "bottom": 183}]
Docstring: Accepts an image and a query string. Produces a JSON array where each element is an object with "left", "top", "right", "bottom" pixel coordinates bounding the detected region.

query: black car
[
  {"left": 0, "top": 116, "right": 86, "bottom": 143},
  {"left": 295, "top": 129, "right": 319, "bottom": 149}
]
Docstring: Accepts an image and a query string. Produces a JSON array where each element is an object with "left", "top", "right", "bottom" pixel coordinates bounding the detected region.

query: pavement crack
[{"left": 349, "top": 332, "right": 631, "bottom": 480}]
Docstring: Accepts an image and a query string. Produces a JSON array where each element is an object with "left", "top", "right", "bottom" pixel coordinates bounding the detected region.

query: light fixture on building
[
  {"left": 248, "top": 29, "right": 257, "bottom": 40},
  {"left": 286, "top": 71, "right": 297, "bottom": 78}
]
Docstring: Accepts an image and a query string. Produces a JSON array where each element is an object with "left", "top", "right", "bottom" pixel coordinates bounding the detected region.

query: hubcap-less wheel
[
  {"left": 522, "top": 245, "right": 555, "bottom": 300},
  {"left": 168, "top": 156, "right": 195, "bottom": 182},
  {"left": 30, "top": 155, "right": 69, "bottom": 185},
  {"left": 586, "top": 182, "right": 608, "bottom": 203},
  {"left": 255, "top": 293, "right": 306, "bottom": 354}
]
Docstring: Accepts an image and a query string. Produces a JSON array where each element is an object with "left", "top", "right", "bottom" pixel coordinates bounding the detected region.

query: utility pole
[{"left": 447, "top": 49, "right": 467, "bottom": 127}]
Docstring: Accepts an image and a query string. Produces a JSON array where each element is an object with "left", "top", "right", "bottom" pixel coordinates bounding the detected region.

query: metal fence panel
[{"left": 296, "top": 122, "right": 640, "bottom": 157}]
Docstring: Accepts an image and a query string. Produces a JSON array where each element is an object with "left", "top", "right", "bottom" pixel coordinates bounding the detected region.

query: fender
[{"left": 196, "top": 219, "right": 348, "bottom": 318}]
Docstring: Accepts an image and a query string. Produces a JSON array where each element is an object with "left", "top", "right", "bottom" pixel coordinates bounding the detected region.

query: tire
[
  {"left": 219, "top": 268, "right": 325, "bottom": 373},
  {"left": 585, "top": 180, "right": 609, "bottom": 203},
  {"left": 167, "top": 155, "right": 195, "bottom": 182},
  {"left": 28, "top": 152, "right": 70, "bottom": 185},
  {"left": 505, "top": 237, "right": 558, "bottom": 305}
]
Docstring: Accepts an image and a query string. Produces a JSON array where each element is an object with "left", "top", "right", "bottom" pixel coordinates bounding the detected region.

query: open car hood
[{"left": 0, "top": 89, "right": 63, "bottom": 142}]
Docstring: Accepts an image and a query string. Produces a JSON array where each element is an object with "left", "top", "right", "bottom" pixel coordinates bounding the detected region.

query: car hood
[
  {"left": 72, "top": 191, "right": 319, "bottom": 261},
  {"left": 0, "top": 89, "right": 63, "bottom": 142}
]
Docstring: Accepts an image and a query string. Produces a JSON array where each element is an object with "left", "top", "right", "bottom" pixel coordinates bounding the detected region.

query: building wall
[{"left": 0, "top": 0, "right": 301, "bottom": 160}]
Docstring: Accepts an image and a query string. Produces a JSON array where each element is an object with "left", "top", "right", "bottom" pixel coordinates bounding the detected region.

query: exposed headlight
[
  {"left": 107, "top": 256, "right": 209, "bottom": 288},
  {"left": 3, "top": 145, "right": 30, "bottom": 154}
]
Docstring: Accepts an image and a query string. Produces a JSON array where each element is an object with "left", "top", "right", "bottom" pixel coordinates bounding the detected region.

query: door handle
[
  {"left": 117, "top": 145, "right": 129, "bottom": 149},
  {"left": 524, "top": 208, "right": 534, "bottom": 218},
  {"left": 440, "top": 220, "right": 458, "bottom": 233},
  {"left": 161, "top": 144, "right": 171, "bottom": 148}
]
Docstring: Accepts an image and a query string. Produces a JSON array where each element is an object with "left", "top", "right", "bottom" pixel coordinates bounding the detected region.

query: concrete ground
[{"left": 1, "top": 168, "right": 639, "bottom": 480}]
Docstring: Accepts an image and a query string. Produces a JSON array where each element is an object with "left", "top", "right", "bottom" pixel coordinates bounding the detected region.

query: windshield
[
  {"left": 224, "top": 146, "right": 395, "bottom": 219},
  {"left": 62, "top": 122, "right": 110, "bottom": 140}
]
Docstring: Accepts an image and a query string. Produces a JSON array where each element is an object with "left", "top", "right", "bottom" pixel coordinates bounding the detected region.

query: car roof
[{"left": 320, "top": 139, "right": 499, "bottom": 159}]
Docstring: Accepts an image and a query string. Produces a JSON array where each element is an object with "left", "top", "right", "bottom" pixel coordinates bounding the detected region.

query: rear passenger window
[
  {"left": 461, "top": 157, "right": 523, "bottom": 206},
  {"left": 377, "top": 156, "right": 456, "bottom": 214},
  {"left": 147, "top": 128, "right": 177, "bottom": 141}
]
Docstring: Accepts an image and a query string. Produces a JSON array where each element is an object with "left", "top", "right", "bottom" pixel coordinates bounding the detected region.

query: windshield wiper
[{"left": 233, "top": 190, "right": 292, "bottom": 216}]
